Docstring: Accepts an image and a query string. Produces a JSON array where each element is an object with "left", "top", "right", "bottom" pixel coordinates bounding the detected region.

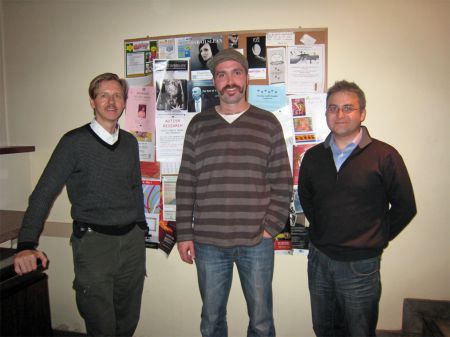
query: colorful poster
[
  {"left": 125, "top": 39, "right": 156, "bottom": 78},
  {"left": 157, "top": 39, "right": 177, "bottom": 59},
  {"left": 140, "top": 161, "right": 160, "bottom": 180},
  {"left": 290, "top": 93, "right": 327, "bottom": 145},
  {"left": 142, "top": 178, "right": 160, "bottom": 247},
  {"left": 132, "top": 131, "right": 155, "bottom": 162},
  {"left": 293, "top": 144, "right": 315, "bottom": 185}
]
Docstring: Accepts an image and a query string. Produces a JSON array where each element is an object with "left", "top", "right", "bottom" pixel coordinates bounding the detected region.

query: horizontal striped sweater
[{"left": 176, "top": 105, "right": 292, "bottom": 248}]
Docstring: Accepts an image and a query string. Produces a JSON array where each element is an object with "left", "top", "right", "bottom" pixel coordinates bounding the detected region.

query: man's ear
[
  {"left": 89, "top": 98, "right": 95, "bottom": 109},
  {"left": 360, "top": 108, "right": 366, "bottom": 123}
]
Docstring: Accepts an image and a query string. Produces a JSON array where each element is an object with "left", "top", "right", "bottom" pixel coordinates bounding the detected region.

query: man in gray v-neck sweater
[{"left": 14, "top": 73, "right": 147, "bottom": 337}]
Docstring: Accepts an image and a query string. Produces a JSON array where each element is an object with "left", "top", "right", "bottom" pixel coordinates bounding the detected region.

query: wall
[
  {"left": 1, "top": 0, "right": 449, "bottom": 336},
  {"left": 0, "top": 0, "right": 7, "bottom": 145}
]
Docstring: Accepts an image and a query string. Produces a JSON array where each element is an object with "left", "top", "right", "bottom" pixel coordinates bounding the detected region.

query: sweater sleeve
[
  {"left": 175, "top": 123, "right": 197, "bottom": 242},
  {"left": 383, "top": 149, "right": 417, "bottom": 240},
  {"left": 17, "top": 134, "right": 77, "bottom": 250},
  {"left": 262, "top": 121, "right": 293, "bottom": 237}
]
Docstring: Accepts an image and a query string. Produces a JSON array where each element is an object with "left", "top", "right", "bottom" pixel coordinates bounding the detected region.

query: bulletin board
[
  {"left": 124, "top": 27, "right": 327, "bottom": 86},
  {"left": 123, "top": 28, "right": 328, "bottom": 255}
]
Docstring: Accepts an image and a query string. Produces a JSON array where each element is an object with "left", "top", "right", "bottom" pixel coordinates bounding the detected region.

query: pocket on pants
[
  {"left": 72, "top": 279, "right": 91, "bottom": 319},
  {"left": 350, "top": 256, "right": 380, "bottom": 276}
]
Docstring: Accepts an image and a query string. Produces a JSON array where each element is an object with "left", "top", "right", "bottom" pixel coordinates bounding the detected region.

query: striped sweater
[{"left": 176, "top": 105, "right": 292, "bottom": 248}]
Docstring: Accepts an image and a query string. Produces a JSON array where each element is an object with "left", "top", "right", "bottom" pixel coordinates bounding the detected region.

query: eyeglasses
[{"left": 326, "top": 104, "right": 360, "bottom": 114}]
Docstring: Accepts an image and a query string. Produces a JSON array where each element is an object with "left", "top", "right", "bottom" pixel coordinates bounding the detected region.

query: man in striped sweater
[{"left": 176, "top": 49, "right": 292, "bottom": 337}]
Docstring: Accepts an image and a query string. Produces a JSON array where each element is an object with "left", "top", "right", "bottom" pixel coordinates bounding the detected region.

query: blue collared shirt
[{"left": 330, "top": 128, "right": 362, "bottom": 171}]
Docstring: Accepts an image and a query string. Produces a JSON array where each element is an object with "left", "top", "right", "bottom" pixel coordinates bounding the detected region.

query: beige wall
[{"left": 1, "top": 0, "right": 449, "bottom": 336}]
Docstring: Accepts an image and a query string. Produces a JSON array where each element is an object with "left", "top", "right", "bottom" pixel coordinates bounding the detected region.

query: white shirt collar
[{"left": 90, "top": 119, "right": 119, "bottom": 145}]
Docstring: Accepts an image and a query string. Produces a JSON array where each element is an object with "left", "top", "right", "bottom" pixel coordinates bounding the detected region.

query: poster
[
  {"left": 287, "top": 44, "right": 325, "bottom": 93},
  {"left": 190, "top": 35, "right": 224, "bottom": 80},
  {"left": 125, "top": 86, "right": 156, "bottom": 133},
  {"left": 155, "top": 115, "right": 188, "bottom": 163},
  {"left": 187, "top": 80, "right": 219, "bottom": 113},
  {"left": 153, "top": 59, "right": 189, "bottom": 114},
  {"left": 247, "top": 36, "right": 267, "bottom": 80},
  {"left": 267, "top": 47, "right": 287, "bottom": 84},
  {"left": 290, "top": 93, "right": 328, "bottom": 145},
  {"left": 125, "top": 39, "right": 156, "bottom": 78},
  {"left": 142, "top": 178, "right": 160, "bottom": 247},
  {"left": 162, "top": 175, "right": 177, "bottom": 222},
  {"left": 248, "top": 85, "right": 287, "bottom": 112}
]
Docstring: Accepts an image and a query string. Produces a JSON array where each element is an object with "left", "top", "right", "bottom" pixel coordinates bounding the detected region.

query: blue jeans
[
  {"left": 194, "top": 239, "right": 275, "bottom": 337},
  {"left": 308, "top": 243, "right": 381, "bottom": 337}
]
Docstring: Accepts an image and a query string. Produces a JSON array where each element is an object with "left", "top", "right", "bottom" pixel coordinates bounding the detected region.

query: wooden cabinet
[{"left": 0, "top": 248, "right": 52, "bottom": 336}]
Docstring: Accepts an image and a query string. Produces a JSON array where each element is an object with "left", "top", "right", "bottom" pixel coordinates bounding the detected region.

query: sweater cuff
[
  {"left": 17, "top": 241, "right": 37, "bottom": 252},
  {"left": 136, "top": 221, "right": 148, "bottom": 231}
]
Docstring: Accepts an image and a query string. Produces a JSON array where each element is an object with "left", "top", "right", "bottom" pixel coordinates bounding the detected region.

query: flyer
[
  {"left": 162, "top": 175, "right": 177, "bottom": 222},
  {"left": 125, "top": 39, "right": 156, "bottom": 78},
  {"left": 153, "top": 59, "right": 189, "bottom": 114},
  {"left": 247, "top": 36, "right": 267, "bottom": 80},
  {"left": 142, "top": 178, "right": 160, "bottom": 247},
  {"left": 287, "top": 44, "right": 325, "bottom": 93},
  {"left": 267, "top": 47, "right": 287, "bottom": 84},
  {"left": 125, "top": 86, "right": 156, "bottom": 133},
  {"left": 248, "top": 84, "right": 287, "bottom": 112}
]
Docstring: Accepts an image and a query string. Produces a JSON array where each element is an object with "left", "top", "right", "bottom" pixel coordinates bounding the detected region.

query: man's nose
[
  {"left": 336, "top": 109, "right": 346, "bottom": 118},
  {"left": 226, "top": 75, "right": 234, "bottom": 85}
]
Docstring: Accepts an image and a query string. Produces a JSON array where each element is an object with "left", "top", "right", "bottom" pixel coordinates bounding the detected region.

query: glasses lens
[
  {"left": 342, "top": 105, "right": 354, "bottom": 113},
  {"left": 327, "top": 105, "right": 337, "bottom": 113}
]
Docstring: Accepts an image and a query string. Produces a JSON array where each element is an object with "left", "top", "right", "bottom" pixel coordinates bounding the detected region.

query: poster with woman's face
[{"left": 190, "top": 36, "right": 223, "bottom": 70}]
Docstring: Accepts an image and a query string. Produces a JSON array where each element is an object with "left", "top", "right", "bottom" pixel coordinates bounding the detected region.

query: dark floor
[
  {"left": 377, "top": 330, "right": 402, "bottom": 337},
  {"left": 52, "top": 329, "right": 402, "bottom": 336},
  {"left": 53, "top": 330, "right": 86, "bottom": 337}
]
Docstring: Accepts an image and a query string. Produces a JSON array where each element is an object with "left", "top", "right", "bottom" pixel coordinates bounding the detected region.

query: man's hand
[
  {"left": 13, "top": 249, "right": 48, "bottom": 276},
  {"left": 177, "top": 240, "right": 195, "bottom": 264},
  {"left": 263, "top": 230, "right": 272, "bottom": 238}
]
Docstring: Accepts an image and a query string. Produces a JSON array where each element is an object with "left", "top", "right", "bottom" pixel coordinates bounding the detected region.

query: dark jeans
[
  {"left": 194, "top": 239, "right": 275, "bottom": 337},
  {"left": 71, "top": 225, "right": 146, "bottom": 337},
  {"left": 308, "top": 243, "right": 381, "bottom": 337}
]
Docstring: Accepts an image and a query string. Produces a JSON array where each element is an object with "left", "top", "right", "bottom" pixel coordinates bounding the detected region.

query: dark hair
[
  {"left": 88, "top": 72, "right": 128, "bottom": 101},
  {"left": 326, "top": 80, "right": 366, "bottom": 109},
  {"left": 198, "top": 40, "right": 220, "bottom": 66}
]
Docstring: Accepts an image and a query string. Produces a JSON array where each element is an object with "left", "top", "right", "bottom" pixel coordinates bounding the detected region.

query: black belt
[{"left": 73, "top": 220, "right": 137, "bottom": 237}]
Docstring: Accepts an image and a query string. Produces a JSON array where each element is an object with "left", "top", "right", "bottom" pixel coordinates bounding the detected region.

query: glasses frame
[{"left": 326, "top": 104, "right": 360, "bottom": 114}]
